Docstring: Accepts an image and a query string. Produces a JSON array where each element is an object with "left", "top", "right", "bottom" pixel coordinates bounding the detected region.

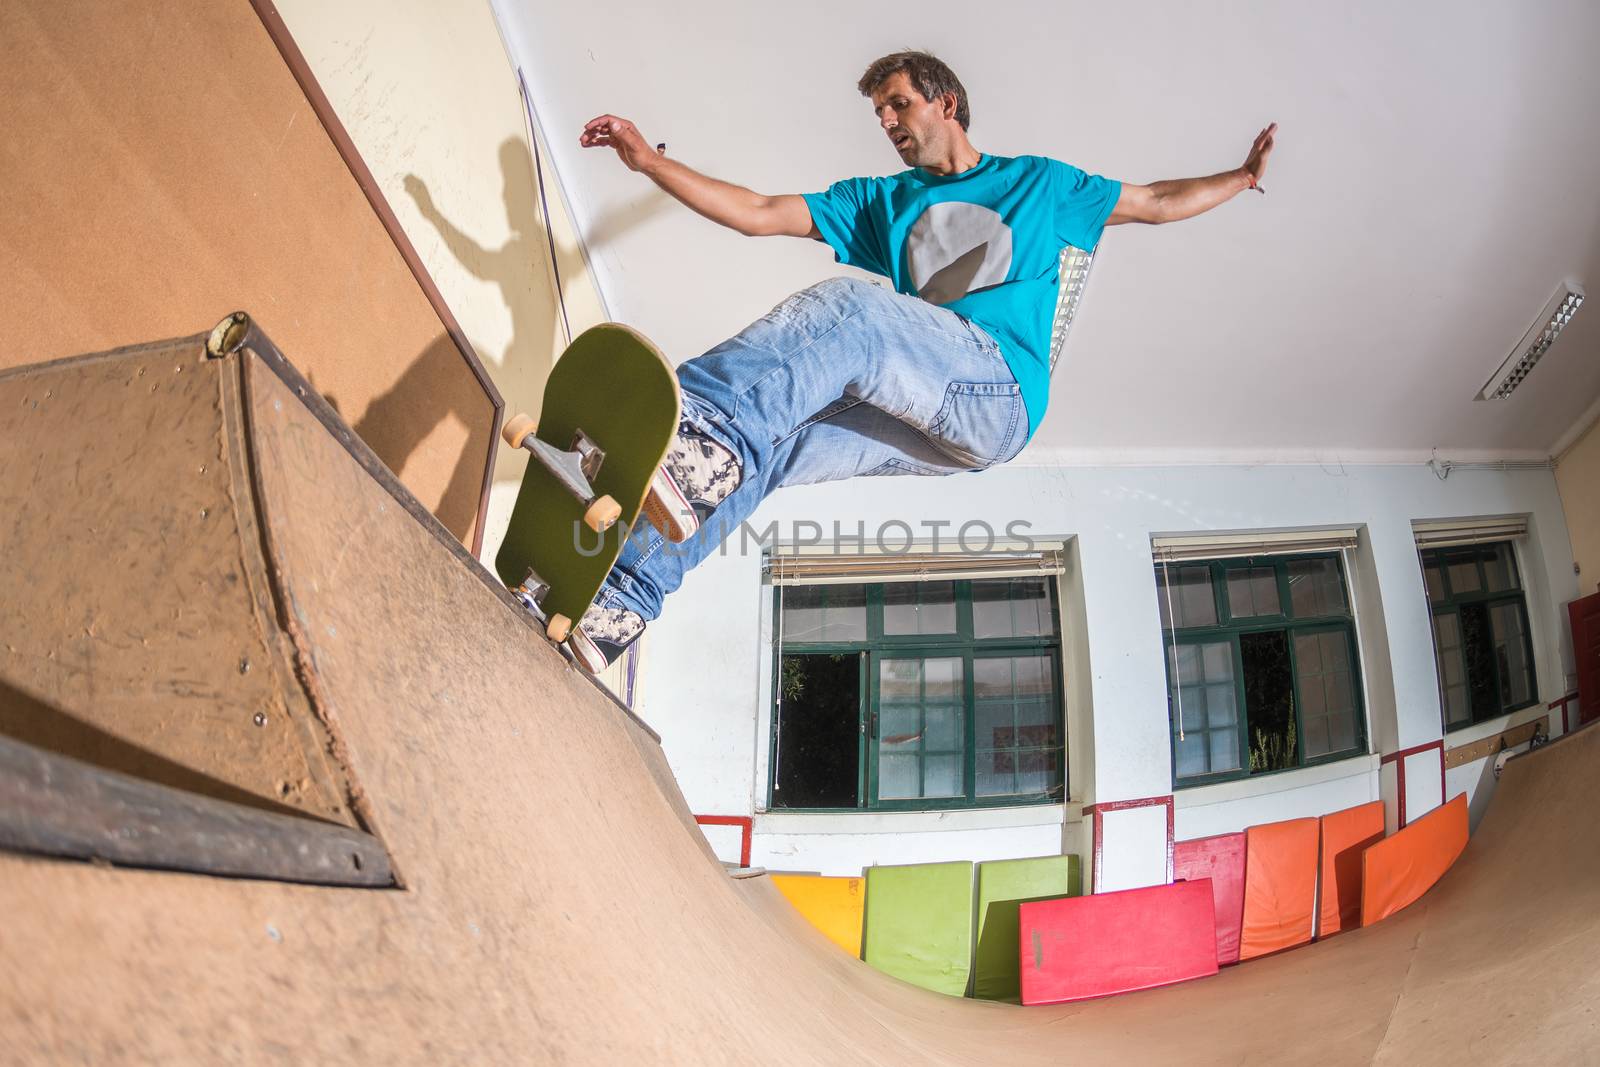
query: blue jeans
[{"left": 601, "top": 277, "right": 1028, "bottom": 620}]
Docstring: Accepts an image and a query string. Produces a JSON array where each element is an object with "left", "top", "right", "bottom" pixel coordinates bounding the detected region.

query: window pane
[
  {"left": 782, "top": 583, "right": 866, "bottom": 642},
  {"left": 924, "top": 705, "right": 963, "bottom": 750},
  {"left": 877, "top": 656, "right": 966, "bottom": 801},
  {"left": 1288, "top": 557, "right": 1346, "bottom": 618},
  {"left": 1294, "top": 630, "right": 1359, "bottom": 759},
  {"left": 1483, "top": 543, "right": 1520, "bottom": 593},
  {"left": 1170, "top": 639, "right": 1240, "bottom": 778},
  {"left": 1015, "top": 654, "right": 1049, "bottom": 697},
  {"left": 879, "top": 753, "right": 919, "bottom": 800},
  {"left": 973, "top": 578, "right": 1054, "bottom": 639},
  {"left": 1209, "top": 729, "right": 1239, "bottom": 770},
  {"left": 974, "top": 657, "right": 1011, "bottom": 700},
  {"left": 1459, "top": 603, "right": 1499, "bottom": 722},
  {"left": 1328, "top": 714, "right": 1356, "bottom": 754},
  {"left": 923, "top": 656, "right": 961, "bottom": 700},
  {"left": 1175, "top": 732, "right": 1208, "bottom": 778},
  {"left": 977, "top": 750, "right": 1016, "bottom": 797},
  {"left": 1489, "top": 602, "right": 1534, "bottom": 707},
  {"left": 883, "top": 581, "right": 957, "bottom": 635},
  {"left": 773, "top": 653, "right": 861, "bottom": 809},
  {"left": 1014, "top": 700, "right": 1056, "bottom": 747},
  {"left": 923, "top": 755, "right": 963, "bottom": 798},
  {"left": 1447, "top": 554, "right": 1482, "bottom": 596},
  {"left": 880, "top": 704, "right": 920, "bottom": 742},
  {"left": 880, "top": 658, "right": 922, "bottom": 702},
  {"left": 1302, "top": 717, "right": 1329, "bottom": 759},
  {"left": 1016, "top": 750, "right": 1058, "bottom": 795},
  {"left": 1423, "top": 559, "right": 1446, "bottom": 604},
  {"left": 1156, "top": 564, "right": 1217, "bottom": 629},
  {"left": 1227, "top": 566, "right": 1282, "bottom": 619},
  {"left": 973, "top": 655, "right": 1061, "bottom": 799},
  {"left": 1433, "top": 614, "right": 1471, "bottom": 727}
]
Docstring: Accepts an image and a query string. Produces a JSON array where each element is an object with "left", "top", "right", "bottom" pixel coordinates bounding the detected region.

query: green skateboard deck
[{"left": 494, "top": 324, "right": 679, "bottom": 638}]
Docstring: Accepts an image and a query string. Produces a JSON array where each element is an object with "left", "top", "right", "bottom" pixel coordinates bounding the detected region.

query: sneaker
[
  {"left": 568, "top": 600, "right": 645, "bottom": 675},
  {"left": 642, "top": 423, "right": 742, "bottom": 543}
]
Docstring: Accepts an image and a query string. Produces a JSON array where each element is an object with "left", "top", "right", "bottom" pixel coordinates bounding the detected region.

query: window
[
  {"left": 1156, "top": 553, "right": 1366, "bottom": 787},
  {"left": 770, "top": 578, "right": 1065, "bottom": 811},
  {"left": 1420, "top": 541, "right": 1538, "bottom": 730}
]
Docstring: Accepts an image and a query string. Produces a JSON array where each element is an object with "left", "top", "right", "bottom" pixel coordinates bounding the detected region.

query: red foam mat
[
  {"left": 1018, "top": 879, "right": 1219, "bottom": 1005},
  {"left": 1173, "top": 832, "right": 1246, "bottom": 965}
]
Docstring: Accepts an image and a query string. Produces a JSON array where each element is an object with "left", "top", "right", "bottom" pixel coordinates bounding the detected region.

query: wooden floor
[{"left": 1, "top": 335, "right": 1596, "bottom": 1064}]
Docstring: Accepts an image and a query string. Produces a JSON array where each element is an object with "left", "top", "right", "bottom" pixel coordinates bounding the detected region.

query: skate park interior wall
[
  {"left": 637, "top": 461, "right": 1578, "bottom": 877},
  {"left": 1555, "top": 411, "right": 1600, "bottom": 600},
  {"left": 269, "top": 0, "right": 607, "bottom": 570}
]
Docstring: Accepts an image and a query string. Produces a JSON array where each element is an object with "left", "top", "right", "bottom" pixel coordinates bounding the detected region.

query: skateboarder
[{"left": 567, "top": 50, "right": 1276, "bottom": 673}]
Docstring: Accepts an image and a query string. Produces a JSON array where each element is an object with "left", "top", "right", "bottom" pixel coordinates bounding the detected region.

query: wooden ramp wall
[
  {"left": 0, "top": 0, "right": 498, "bottom": 548},
  {"left": 0, "top": 332, "right": 1598, "bottom": 1063}
]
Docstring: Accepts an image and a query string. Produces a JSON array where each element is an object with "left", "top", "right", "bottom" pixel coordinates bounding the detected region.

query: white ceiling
[{"left": 497, "top": 0, "right": 1600, "bottom": 464}]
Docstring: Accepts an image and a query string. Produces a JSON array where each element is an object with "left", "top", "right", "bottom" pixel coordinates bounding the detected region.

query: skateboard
[{"left": 494, "top": 323, "right": 680, "bottom": 645}]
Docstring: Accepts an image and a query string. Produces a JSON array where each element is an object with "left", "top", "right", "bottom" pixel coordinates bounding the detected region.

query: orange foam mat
[
  {"left": 1319, "top": 800, "right": 1386, "bottom": 938},
  {"left": 1239, "top": 817, "right": 1319, "bottom": 959},
  {"left": 1361, "top": 793, "right": 1468, "bottom": 927},
  {"left": 770, "top": 875, "right": 865, "bottom": 957}
]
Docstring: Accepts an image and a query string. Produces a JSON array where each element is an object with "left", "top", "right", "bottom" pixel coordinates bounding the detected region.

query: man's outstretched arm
[
  {"left": 1107, "top": 122, "right": 1277, "bottom": 226},
  {"left": 580, "top": 115, "right": 818, "bottom": 239}
]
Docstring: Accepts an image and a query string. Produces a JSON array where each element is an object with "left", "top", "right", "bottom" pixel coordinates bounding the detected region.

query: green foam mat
[
  {"left": 974, "top": 855, "right": 1081, "bottom": 1001},
  {"left": 862, "top": 861, "right": 975, "bottom": 997}
]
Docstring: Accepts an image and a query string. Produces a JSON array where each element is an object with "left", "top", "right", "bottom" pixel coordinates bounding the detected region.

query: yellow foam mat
[{"left": 772, "top": 875, "right": 866, "bottom": 958}]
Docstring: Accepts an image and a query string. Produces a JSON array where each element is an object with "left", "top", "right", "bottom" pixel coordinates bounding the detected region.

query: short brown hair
[{"left": 857, "top": 51, "right": 970, "bottom": 131}]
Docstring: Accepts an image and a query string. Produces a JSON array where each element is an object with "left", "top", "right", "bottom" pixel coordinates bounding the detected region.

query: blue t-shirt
[{"left": 802, "top": 154, "right": 1119, "bottom": 437}]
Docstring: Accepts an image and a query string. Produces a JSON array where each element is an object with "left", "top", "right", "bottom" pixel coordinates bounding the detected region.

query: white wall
[
  {"left": 1556, "top": 409, "right": 1600, "bottom": 602},
  {"left": 640, "top": 460, "right": 1577, "bottom": 877}
]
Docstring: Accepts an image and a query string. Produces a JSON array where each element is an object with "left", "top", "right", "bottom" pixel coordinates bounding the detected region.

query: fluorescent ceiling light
[{"left": 1478, "top": 283, "right": 1585, "bottom": 400}]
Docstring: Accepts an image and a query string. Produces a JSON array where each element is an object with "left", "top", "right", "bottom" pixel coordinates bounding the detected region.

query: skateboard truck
[
  {"left": 508, "top": 566, "right": 577, "bottom": 644},
  {"left": 502, "top": 415, "right": 622, "bottom": 533}
]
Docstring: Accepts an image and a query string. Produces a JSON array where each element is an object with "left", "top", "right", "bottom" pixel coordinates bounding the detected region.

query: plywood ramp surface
[
  {"left": 0, "top": 1, "right": 495, "bottom": 545},
  {"left": 2, "top": 336, "right": 1599, "bottom": 1063}
]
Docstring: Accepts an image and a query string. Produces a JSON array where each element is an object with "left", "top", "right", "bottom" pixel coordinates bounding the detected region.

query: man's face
[{"left": 870, "top": 71, "right": 951, "bottom": 167}]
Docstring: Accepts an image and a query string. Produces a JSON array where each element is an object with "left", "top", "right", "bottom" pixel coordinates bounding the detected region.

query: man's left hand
[{"left": 1241, "top": 122, "right": 1278, "bottom": 191}]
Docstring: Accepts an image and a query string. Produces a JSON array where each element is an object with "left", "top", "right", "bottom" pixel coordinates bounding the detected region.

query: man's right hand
[
  {"left": 577, "top": 113, "right": 816, "bottom": 239},
  {"left": 580, "top": 115, "right": 662, "bottom": 173}
]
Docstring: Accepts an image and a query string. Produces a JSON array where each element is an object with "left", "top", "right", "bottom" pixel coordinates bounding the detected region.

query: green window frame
[
  {"left": 1419, "top": 541, "right": 1539, "bottom": 731},
  {"left": 1156, "top": 552, "right": 1368, "bottom": 788},
  {"left": 769, "top": 577, "right": 1067, "bottom": 812}
]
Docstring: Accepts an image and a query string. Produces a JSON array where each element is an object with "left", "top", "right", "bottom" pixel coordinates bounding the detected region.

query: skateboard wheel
[
  {"left": 502, "top": 413, "right": 537, "bottom": 449},
  {"left": 547, "top": 613, "right": 572, "bottom": 643},
  {"left": 584, "top": 495, "right": 622, "bottom": 533}
]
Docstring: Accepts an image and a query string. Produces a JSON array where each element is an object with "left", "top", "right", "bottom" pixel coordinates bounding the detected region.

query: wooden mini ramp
[{"left": 1, "top": 328, "right": 1597, "bottom": 1064}]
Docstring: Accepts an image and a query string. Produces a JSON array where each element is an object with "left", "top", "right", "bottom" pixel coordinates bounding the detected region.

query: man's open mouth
[{"left": 891, "top": 132, "right": 912, "bottom": 150}]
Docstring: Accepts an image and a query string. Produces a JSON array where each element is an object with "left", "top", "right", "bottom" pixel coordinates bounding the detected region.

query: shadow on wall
[
  {"left": 329, "top": 333, "right": 489, "bottom": 540},
  {"left": 400, "top": 138, "right": 569, "bottom": 488}
]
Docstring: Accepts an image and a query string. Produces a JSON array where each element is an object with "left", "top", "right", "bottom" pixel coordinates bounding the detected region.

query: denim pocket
[
  {"left": 863, "top": 456, "right": 946, "bottom": 477},
  {"left": 927, "top": 381, "right": 1024, "bottom": 468}
]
